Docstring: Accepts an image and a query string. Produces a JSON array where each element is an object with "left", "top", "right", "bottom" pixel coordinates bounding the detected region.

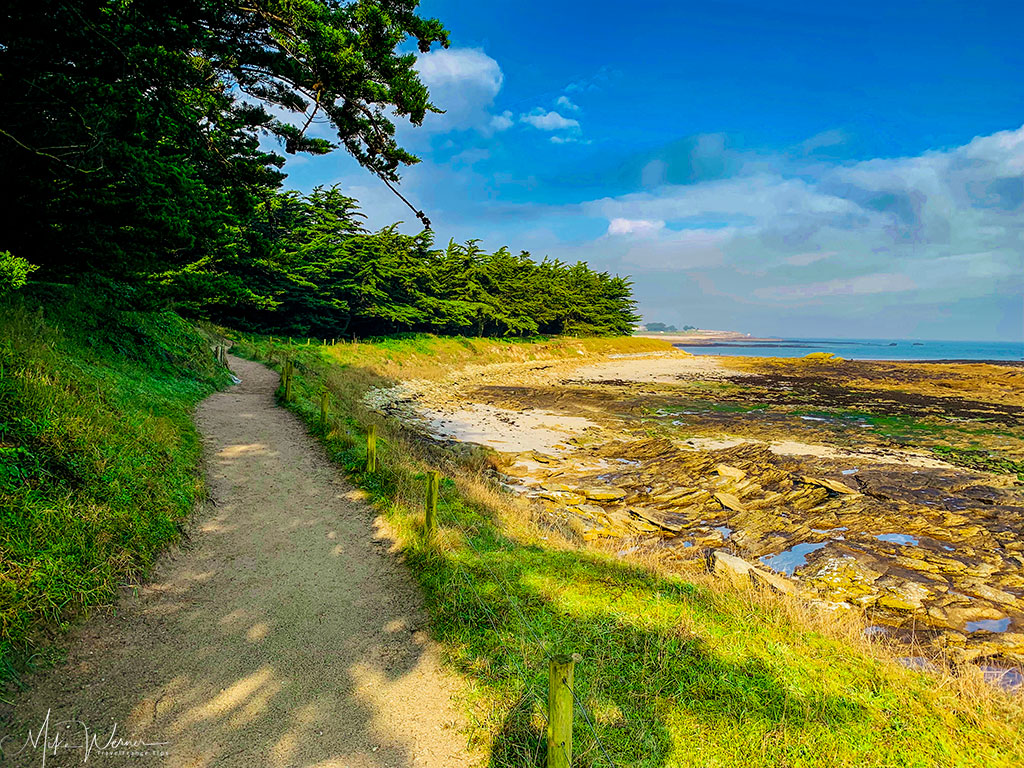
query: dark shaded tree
[{"left": 0, "top": 0, "right": 447, "bottom": 287}]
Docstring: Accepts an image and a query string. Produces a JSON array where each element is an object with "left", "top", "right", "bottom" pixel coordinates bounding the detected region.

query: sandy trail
[{"left": 4, "top": 356, "right": 475, "bottom": 768}]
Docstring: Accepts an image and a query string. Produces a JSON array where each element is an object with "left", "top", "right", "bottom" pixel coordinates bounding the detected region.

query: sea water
[{"left": 675, "top": 338, "right": 1023, "bottom": 361}]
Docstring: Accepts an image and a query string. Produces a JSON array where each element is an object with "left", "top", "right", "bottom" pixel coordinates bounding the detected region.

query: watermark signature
[{"left": 0, "top": 709, "right": 170, "bottom": 765}]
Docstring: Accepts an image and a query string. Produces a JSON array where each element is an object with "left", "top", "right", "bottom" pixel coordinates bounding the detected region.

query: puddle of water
[
  {"left": 899, "top": 659, "right": 1022, "bottom": 691},
  {"left": 875, "top": 533, "right": 920, "bottom": 546},
  {"left": 898, "top": 656, "right": 938, "bottom": 672},
  {"left": 841, "top": 468, "right": 858, "bottom": 475},
  {"left": 714, "top": 525, "right": 733, "bottom": 539},
  {"left": 981, "top": 666, "right": 1023, "bottom": 690},
  {"left": 966, "top": 617, "right": 1011, "bottom": 633},
  {"left": 800, "top": 415, "right": 830, "bottom": 422},
  {"left": 942, "top": 544, "right": 956, "bottom": 552},
  {"left": 760, "top": 542, "right": 827, "bottom": 575}
]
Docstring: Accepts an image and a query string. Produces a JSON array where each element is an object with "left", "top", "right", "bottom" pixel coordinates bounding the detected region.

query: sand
[
  {"left": 571, "top": 352, "right": 745, "bottom": 383},
  {"left": 423, "top": 403, "right": 596, "bottom": 453},
  {"left": 4, "top": 356, "right": 475, "bottom": 768}
]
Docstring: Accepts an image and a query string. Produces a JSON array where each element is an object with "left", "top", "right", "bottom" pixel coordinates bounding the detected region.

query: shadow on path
[{"left": 3, "top": 356, "right": 474, "bottom": 768}]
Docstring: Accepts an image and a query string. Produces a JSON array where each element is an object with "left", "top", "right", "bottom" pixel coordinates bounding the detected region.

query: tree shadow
[
  {"left": 409, "top": 534, "right": 879, "bottom": 768},
  {"left": 2, "top": 356, "right": 471, "bottom": 767}
]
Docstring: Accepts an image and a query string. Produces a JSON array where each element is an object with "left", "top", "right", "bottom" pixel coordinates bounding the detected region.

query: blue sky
[{"left": 282, "top": 0, "right": 1024, "bottom": 341}]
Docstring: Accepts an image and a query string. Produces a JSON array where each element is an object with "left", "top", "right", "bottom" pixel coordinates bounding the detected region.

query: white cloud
[
  {"left": 754, "top": 272, "right": 916, "bottom": 300},
  {"left": 520, "top": 109, "right": 580, "bottom": 131},
  {"left": 490, "top": 110, "right": 514, "bottom": 131},
  {"left": 413, "top": 48, "right": 504, "bottom": 132},
  {"left": 800, "top": 129, "right": 846, "bottom": 154},
  {"left": 555, "top": 95, "right": 580, "bottom": 112},
  {"left": 414, "top": 47, "right": 502, "bottom": 92},
  {"left": 496, "top": 123, "right": 1021, "bottom": 340},
  {"left": 785, "top": 251, "right": 836, "bottom": 266},
  {"left": 607, "top": 218, "right": 665, "bottom": 236},
  {"left": 450, "top": 148, "right": 490, "bottom": 167},
  {"left": 578, "top": 125, "right": 1024, "bottom": 303},
  {"left": 550, "top": 135, "right": 592, "bottom": 145}
]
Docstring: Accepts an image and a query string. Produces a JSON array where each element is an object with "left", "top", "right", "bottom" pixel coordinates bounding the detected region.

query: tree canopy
[
  {"left": 176, "top": 187, "right": 639, "bottom": 336},
  {"left": 1, "top": 0, "right": 446, "bottom": 281},
  {"left": 1, "top": 1, "right": 639, "bottom": 337}
]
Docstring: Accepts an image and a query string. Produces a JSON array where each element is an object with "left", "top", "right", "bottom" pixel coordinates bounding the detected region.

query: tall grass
[
  {"left": 0, "top": 288, "right": 227, "bottom": 680},
  {"left": 234, "top": 334, "right": 1024, "bottom": 767}
]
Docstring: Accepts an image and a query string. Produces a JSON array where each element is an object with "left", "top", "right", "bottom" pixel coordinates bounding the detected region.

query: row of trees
[
  {"left": 1, "top": 1, "right": 637, "bottom": 337},
  {"left": 171, "top": 188, "right": 637, "bottom": 337}
]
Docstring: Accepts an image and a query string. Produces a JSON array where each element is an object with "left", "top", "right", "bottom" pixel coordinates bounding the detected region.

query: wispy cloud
[
  {"left": 555, "top": 95, "right": 580, "bottom": 112},
  {"left": 490, "top": 110, "right": 514, "bottom": 131},
  {"left": 520, "top": 108, "right": 580, "bottom": 131},
  {"left": 754, "top": 272, "right": 916, "bottom": 300},
  {"left": 785, "top": 251, "right": 836, "bottom": 266},
  {"left": 607, "top": 218, "right": 665, "bottom": 236}
]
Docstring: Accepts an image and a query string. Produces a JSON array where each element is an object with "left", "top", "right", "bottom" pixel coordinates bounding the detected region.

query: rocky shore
[{"left": 365, "top": 350, "right": 1024, "bottom": 671}]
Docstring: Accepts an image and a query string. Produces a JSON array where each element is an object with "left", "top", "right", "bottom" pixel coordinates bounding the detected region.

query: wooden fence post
[
  {"left": 547, "top": 655, "right": 574, "bottom": 768},
  {"left": 425, "top": 471, "right": 439, "bottom": 537},
  {"left": 366, "top": 424, "right": 377, "bottom": 473},
  {"left": 320, "top": 390, "right": 329, "bottom": 430}
]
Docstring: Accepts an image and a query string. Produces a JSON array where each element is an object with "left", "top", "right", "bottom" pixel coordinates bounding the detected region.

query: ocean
[{"left": 675, "top": 337, "right": 1024, "bottom": 362}]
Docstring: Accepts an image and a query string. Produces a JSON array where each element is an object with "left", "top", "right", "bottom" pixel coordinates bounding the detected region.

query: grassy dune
[
  {"left": 0, "top": 290, "right": 227, "bottom": 680},
  {"left": 232, "top": 334, "right": 1024, "bottom": 767}
]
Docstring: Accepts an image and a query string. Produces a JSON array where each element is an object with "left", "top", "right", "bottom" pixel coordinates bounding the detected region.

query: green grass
[
  {"left": 0, "top": 288, "right": 228, "bottom": 680},
  {"left": 929, "top": 447, "right": 1024, "bottom": 483},
  {"left": 234, "top": 334, "right": 1024, "bottom": 767}
]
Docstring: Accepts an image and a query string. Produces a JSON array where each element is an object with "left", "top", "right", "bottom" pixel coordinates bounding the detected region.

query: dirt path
[{"left": 5, "top": 356, "right": 476, "bottom": 768}]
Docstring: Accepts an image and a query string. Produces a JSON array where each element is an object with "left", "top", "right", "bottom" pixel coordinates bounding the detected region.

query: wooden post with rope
[
  {"left": 425, "top": 471, "right": 439, "bottom": 538},
  {"left": 547, "top": 655, "right": 574, "bottom": 768},
  {"left": 283, "top": 359, "right": 293, "bottom": 403},
  {"left": 365, "top": 424, "right": 377, "bottom": 473}
]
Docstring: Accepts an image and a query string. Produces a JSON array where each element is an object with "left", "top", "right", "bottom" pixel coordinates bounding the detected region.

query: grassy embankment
[
  {"left": 231, "top": 334, "right": 1024, "bottom": 768},
  {"left": 0, "top": 289, "right": 228, "bottom": 683}
]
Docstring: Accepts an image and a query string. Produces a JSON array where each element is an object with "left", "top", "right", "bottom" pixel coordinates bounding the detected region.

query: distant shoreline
[
  {"left": 633, "top": 332, "right": 1023, "bottom": 363},
  {"left": 634, "top": 330, "right": 782, "bottom": 344}
]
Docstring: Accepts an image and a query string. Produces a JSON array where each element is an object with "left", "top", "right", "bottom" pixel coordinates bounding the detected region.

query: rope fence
[
  {"left": 360, "top": 397, "right": 617, "bottom": 767},
  {"left": 263, "top": 343, "right": 617, "bottom": 766}
]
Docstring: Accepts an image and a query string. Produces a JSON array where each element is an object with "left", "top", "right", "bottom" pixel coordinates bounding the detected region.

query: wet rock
[
  {"left": 961, "top": 580, "right": 1021, "bottom": 607},
  {"left": 926, "top": 602, "right": 1005, "bottom": 628},
  {"left": 803, "top": 556, "right": 883, "bottom": 602},
  {"left": 582, "top": 487, "right": 627, "bottom": 501},
  {"left": 875, "top": 580, "right": 932, "bottom": 612},
  {"left": 710, "top": 550, "right": 795, "bottom": 594},
  {"left": 802, "top": 476, "right": 858, "bottom": 495},
  {"left": 714, "top": 491, "right": 747, "bottom": 512},
  {"left": 628, "top": 508, "right": 686, "bottom": 533},
  {"left": 716, "top": 463, "right": 746, "bottom": 481},
  {"left": 541, "top": 481, "right": 574, "bottom": 492}
]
